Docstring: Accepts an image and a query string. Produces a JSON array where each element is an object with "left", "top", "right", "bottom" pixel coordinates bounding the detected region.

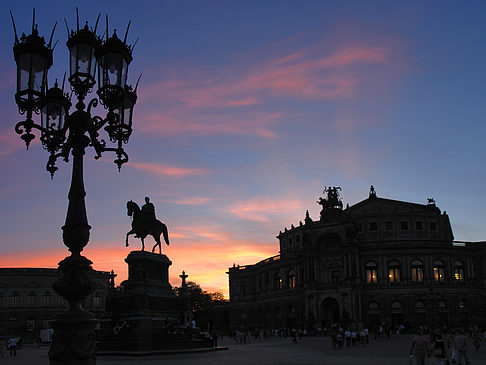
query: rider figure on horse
[{"left": 141, "top": 197, "right": 156, "bottom": 232}]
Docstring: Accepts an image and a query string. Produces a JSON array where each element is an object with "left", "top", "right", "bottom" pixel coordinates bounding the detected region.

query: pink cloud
[
  {"left": 0, "top": 127, "right": 33, "bottom": 157},
  {"left": 227, "top": 197, "right": 305, "bottom": 223},
  {"left": 134, "top": 33, "right": 397, "bottom": 140},
  {"left": 162, "top": 197, "right": 213, "bottom": 206},
  {"left": 137, "top": 110, "right": 280, "bottom": 139},
  {"left": 128, "top": 161, "right": 209, "bottom": 177},
  {"left": 140, "top": 44, "right": 389, "bottom": 110}
]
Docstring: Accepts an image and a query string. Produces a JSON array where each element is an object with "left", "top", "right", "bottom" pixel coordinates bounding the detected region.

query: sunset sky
[{"left": 1, "top": 1, "right": 485, "bottom": 297}]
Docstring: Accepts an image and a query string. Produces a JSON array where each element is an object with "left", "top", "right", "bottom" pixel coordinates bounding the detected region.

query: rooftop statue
[
  {"left": 317, "top": 186, "right": 343, "bottom": 220},
  {"left": 126, "top": 197, "right": 170, "bottom": 254}
]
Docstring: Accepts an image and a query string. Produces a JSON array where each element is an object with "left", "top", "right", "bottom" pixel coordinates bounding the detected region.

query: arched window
[
  {"left": 391, "top": 301, "right": 402, "bottom": 310},
  {"left": 274, "top": 274, "right": 282, "bottom": 290},
  {"left": 368, "top": 302, "right": 379, "bottom": 310},
  {"left": 415, "top": 300, "right": 425, "bottom": 311},
  {"left": 288, "top": 271, "right": 296, "bottom": 289},
  {"left": 411, "top": 260, "right": 424, "bottom": 282},
  {"left": 433, "top": 260, "right": 445, "bottom": 282},
  {"left": 366, "top": 261, "right": 378, "bottom": 283},
  {"left": 388, "top": 260, "right": 401, "bottom": 283},
  {"left": 454, "top": 261, "right": 464, "bottom": 281},
  {"left": 28, "top": 292, "right": 36, "bottom": 306}
]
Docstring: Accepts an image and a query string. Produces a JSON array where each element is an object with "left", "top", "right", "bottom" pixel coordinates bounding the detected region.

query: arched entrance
[{"left": 320, "top": 297, "right": 340, "bottom": 327}]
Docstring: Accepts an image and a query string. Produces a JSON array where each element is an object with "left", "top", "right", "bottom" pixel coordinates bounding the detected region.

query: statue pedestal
[
  {"left": 123, "top": 250, "right": 173, "bottom": 296},
  {"left": 98, "top": 251, "right": 205, "bottom": 352}
]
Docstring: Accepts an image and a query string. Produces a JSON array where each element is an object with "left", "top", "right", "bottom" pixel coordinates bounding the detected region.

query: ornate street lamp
[{"left": 11, "top": 9, "right": 137, "bottom": 365}]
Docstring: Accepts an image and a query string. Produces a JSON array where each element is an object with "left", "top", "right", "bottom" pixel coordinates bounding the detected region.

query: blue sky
[{"left": 1, "top": 1, "right": 485, "bottom": 296}]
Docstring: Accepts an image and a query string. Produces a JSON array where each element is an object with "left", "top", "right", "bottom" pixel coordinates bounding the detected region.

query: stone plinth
[{"left": 123, "top": 251, "right": 173, "bottom": 296}]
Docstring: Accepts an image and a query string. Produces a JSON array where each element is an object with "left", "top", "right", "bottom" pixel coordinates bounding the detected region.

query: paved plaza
[{"left": 2, "top": 334, "right": 485, "bottom": 364}]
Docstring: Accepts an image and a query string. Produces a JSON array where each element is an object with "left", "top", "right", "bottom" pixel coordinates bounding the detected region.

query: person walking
[
  {"left": 7, "top": 336, "right": 17, "bottom": 357},
  {"left": 345, "top": 329, "right": 351, "bottom": 347},
  {"left": 409, "top": 330, "right": 429, "bottom": 365},
  {"left": 431, "top": 330, "right": 448, "bottom": 365},
  {"left": 453, "top": 329, "right": 470, "bottom": 365}
]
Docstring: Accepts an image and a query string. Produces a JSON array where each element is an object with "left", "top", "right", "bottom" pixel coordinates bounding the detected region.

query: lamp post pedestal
[{"left": 49, "top": 303, "right": 98, "bottom": 364}]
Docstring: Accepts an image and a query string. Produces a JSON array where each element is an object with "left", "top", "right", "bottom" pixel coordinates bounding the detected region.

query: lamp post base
[{"left": 49, "top": 311, "right": 98, "bottom": 365}]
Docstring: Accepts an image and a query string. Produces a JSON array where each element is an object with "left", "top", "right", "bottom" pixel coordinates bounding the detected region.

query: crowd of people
[{"left": 410, "top": 326, "right": 484, "bottom": 365}]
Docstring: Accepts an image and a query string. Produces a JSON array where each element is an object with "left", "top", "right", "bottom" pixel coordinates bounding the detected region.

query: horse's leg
[
  {"left": 152, "top": 234, "right": 162, "bottom": 254},
  {"left": 126, "top": 229, "right": 136, "bottom": 247}
]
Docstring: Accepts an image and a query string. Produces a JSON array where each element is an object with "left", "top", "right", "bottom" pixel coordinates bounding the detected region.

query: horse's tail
[{"left": 162, "top": 225, "right": 170, "bottom": 246}]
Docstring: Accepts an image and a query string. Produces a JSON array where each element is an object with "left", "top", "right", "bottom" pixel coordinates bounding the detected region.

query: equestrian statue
[{"left": 126, "top": 197, "right": 170, "bottom": 254}]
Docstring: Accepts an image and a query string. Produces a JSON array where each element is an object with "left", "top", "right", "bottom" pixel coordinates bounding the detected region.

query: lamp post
[{"left": 11, "top": 10, "right": 137, "bottom": 365}]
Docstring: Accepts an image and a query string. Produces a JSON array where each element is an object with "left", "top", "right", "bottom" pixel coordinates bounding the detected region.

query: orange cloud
[
  {"left": 128, "top": 161, "right": 209, "bottom": 177},
  {"left": 0, "top": 227, "right": 279, "bottom": 298}
]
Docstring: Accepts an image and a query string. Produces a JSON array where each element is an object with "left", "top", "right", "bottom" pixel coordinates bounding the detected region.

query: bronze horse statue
[{"left": 126, "top": 200, "right": 170, "bottom": 254}]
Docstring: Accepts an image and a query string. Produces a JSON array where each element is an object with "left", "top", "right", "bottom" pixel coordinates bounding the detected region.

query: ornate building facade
[
  {"left": 0, "top": 268, "right": 110, "bottom": 341},
  {"left": 227, "top": 187, "right": 486, "bottom": 331}
]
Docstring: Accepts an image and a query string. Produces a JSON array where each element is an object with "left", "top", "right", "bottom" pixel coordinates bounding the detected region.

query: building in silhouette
[
  {"left": 226, "top": 187, "right": 486, "bottom": 331},
  {"left": 0, "top": 268, "right": 110, "bottom": 341}
]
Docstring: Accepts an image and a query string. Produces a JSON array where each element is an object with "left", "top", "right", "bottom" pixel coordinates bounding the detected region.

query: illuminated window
[
  {"left": 411, "top": 260, "right": 424, "bottom": 282},
  {"left": 458, "top": 300, "right": 466, "bottom": 310},
  {"left": 391, "top": 301, "right": 402, "bottom": 310},
  {"left": 28, "top": 292, "right": 36, "bottom": 306},
  {"left": 433, "top": 260, "right": 445, "bottom": 281},
  {"left": 275, "top": 274, "right": 282, "bottom": 290},
  {"left": 388, "top": 260, "right": 401, "bottom": 283},
  {"left": 438, "top": 300, "right": 447, "bottom": 309},
  {"left": 415, "top": 300, "right": 425, "bottom": 310},
  {"left": 454, "top": 261, "right": 464, "bottom": 281},
  {"left": 368, "top": 302, "right": 379, "bottom": 310},
  {"left": 288, "top": 271, "right": 296, "bottom": 289},
  {"left": 366, "top": 261, "right": 378, "bottom": 283}
]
